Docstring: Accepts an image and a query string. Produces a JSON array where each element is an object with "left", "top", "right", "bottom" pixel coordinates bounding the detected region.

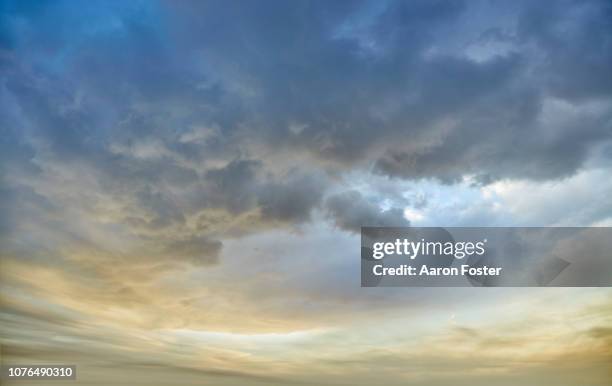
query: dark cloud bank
[{"left": 1, "top": 0, "right": 611, "bottom": 262}]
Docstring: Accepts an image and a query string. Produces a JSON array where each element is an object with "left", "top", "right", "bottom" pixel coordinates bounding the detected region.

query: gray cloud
[
  {"left": 162, "top": 236, "right": 222, "bottom": 266},
  {"left": 325, "top": 190, "right": 409, "bottom": 232},
  {"left": 205, "top": 159, "right": 262, "bottom": 214},
  {"left": 258, "top": 173, "right": 326, "bottom": 223},
  {"left": 1, "top": 0, "right": 611, "bottom": 263}
]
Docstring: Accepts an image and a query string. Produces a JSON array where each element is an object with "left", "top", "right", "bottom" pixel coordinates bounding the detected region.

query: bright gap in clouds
[{"left": 350, "top": 166, "right": 612, "bottom": 228}]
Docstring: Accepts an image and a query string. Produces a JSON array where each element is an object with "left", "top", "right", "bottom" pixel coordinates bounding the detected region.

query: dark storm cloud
[
  {"left": 205, "top": 159, "right": 261, "bottom": 214},
  {"left": 159, "top": 0, "right": 612, "bottom": 182},
  {"left": 258, "top": 173, "right": 327, "bottom": 223},
  {"left": 517, "top": 0, "right": 612, "bottom": 101},
  {"left": 1, "top": 0, "right": 611, "bottom": 256},
  {"left": 204, "top": 158, "right": 326, "bottom": 222},
  {"left": 325, "top": 190, "right": 409, "bottom": 232}
]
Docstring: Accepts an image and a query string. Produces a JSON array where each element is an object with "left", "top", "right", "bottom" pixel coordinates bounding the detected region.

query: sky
[{"left": 1, "top": 0, "right": 611, "bottom": 385}]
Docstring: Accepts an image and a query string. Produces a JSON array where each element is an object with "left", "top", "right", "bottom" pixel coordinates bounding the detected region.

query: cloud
[
  {"left": 325, "top": 190, "right": 409, "bottom": 232},
  {"left": 258, "top": 173, "right": 326, "bottom": 223},
  {"left": 162, "top": 236, "right": 222, "bottom": 266},
  {"left": 162, "top": 0, "right": 612, "bottom": 183},
  {"left": 205, "top": 159, "right": 262, "bottom": 214},
  {"left": 481, "top": 167, "right": 612, "bottom": 226},
  {"left": 1, "top": 0, "right": 611, "bottom": 257}
]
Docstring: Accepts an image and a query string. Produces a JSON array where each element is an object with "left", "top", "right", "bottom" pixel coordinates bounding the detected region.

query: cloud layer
[{"left": 1, "top": 0, "right": 612, "bottom": 385}]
